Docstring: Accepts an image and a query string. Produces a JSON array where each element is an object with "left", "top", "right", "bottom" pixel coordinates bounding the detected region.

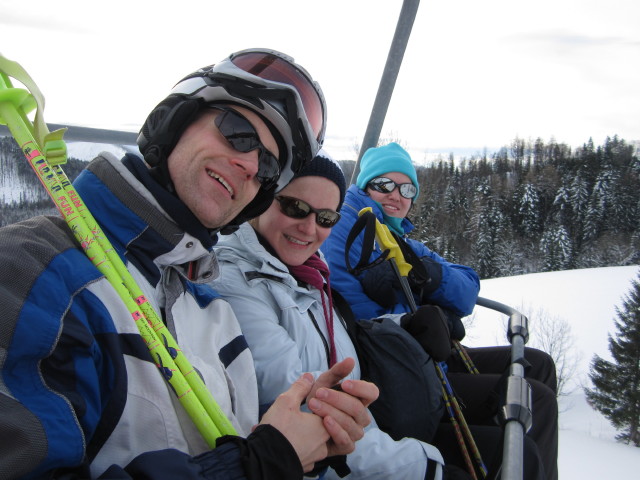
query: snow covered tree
[
  {"left": 585, "top": 269, "right": 640, "bottom": 446},
  {"left": 540, "top": 224, "right": 573, "bottom": 271},
  {"left": 514, "top": 182, "right": 542, "bottom": 236},
  {"left": 569, "top": 172, "right": 590, "bottom": 247}
]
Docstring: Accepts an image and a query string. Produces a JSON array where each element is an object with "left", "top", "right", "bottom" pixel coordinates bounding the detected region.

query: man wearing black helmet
[{"left": 0, "top": 49, "right": 377, "bottom": 480}]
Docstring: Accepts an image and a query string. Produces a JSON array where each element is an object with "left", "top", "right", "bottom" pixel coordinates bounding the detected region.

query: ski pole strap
[
  {"left": 0, "top": 54, "right": 236, "bottom": 446},
  {"left": 344, "top": 207, "right": 388, "bottom": 275},
  {"left": 356, "top": 208, "right": 418, "bottom": 312},
  {"left": 360, "top": 207, "right": 413, "bottom": 277},
  {"left": 344, "top": 207, "right": 417, "bottom": 311},
  {"left": 0, "top": 53, "right": 67, "bottom": 165}
]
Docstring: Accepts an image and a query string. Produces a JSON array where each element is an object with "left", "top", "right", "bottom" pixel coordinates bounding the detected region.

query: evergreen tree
[
  {"left": 569, "top": 171, "right": 590, "bottom": 247},
  {"left": 514, "top": 182, "right": 542, "bottom": 235},
  {"left": 540, "top": 224, "right": 573, "bottom": 271},
  {"left": 552, "top": 180, "right": 572, "bottom": 227},
  {"left": 585, "top": 270, "right": 640, "bottom": 446}
]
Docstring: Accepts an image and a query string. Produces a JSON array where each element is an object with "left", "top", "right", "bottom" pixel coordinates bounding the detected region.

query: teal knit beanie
[{"left": 356, "top": 142, "right": 419, "bottom": 198}]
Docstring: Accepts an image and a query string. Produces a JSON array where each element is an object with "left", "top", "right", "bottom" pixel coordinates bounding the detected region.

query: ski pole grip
[
  {"left": 507, "top": 312, "right": 529, "bottom": 344},
  {"left": 0, "top": 53, "right": 68, "bottom": 165},
  {"left": 358, "top": 207, "right": 413, "bottom": 277}
]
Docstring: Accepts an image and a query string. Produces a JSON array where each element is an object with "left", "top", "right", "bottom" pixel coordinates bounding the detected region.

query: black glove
[
  {"left": 400, "top": 305, "right": 452, "bottom": 362},
  {"left": 442, "top": 308, "right": 466, "bottom": 341},
  {"left": 360, "top": 260, "right": 406, "bottom": 308},
  {"left": 410, "top": 256, "right": 443, "bottom": 302},
  {"left": 361, "top": 257, "right": 443, "bottom": 308}
]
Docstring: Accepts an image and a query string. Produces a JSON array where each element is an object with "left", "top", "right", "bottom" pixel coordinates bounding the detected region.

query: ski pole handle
[{"left": 358, "top": 207, "right": 417, "bottom": 312}]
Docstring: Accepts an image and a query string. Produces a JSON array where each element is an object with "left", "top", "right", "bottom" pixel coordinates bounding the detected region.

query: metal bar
[{"left": 350, "top": 0, "right": 421, "bottom": 184}]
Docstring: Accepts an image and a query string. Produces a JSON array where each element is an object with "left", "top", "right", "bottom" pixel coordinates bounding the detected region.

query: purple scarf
[{"left": 289, "top": 254, "right": 337, "bottom": 367}]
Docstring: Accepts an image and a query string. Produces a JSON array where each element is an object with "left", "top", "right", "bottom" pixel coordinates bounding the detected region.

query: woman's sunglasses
[
  {"left": 367, "top": 176, "right": 417, "bottom": 199},
  {"left": 275, "top": 196, "right": 341, "bottom": 228},
  {"left": 212, "top": 106, "right": 281, "bottom": 189}
]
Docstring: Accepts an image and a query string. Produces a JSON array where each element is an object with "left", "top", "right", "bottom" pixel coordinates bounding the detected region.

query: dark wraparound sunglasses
[
  {"left": 212, "top": 106, "right": 281, "bottom": 189},
  {"left": 367, "top": 176, "right": 417, "bottom": 199},
  {"left": 275, "top": 196, "right": 341, "bottom": 228}
]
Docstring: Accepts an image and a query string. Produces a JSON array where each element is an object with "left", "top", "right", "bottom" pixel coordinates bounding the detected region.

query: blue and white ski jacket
[
  {"left": 213, "top": 223, "right": 444, "bottom": 480},
  {"left": 320, "top": 185, "right": 480, "bottom": 320},
  {"left": 0, "top": 153, "right": 284, "bottom": 479}
]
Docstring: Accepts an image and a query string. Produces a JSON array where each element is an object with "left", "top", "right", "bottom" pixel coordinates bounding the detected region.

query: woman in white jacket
[{"left": 212, "top": 151, "right": 543, "bottom": 480}]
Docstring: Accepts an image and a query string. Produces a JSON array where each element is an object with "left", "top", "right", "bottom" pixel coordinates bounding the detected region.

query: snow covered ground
[{"left": 467, "top": 265, "right": 640, "bottom": 477}]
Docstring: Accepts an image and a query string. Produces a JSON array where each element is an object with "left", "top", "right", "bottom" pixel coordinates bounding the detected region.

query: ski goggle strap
[{"left": 229, "top": 49, "right": 325, "bottom": 142}]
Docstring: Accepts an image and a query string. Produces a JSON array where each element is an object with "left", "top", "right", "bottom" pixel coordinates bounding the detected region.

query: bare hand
[
  {"left": 259, "top": 373, "right": 330, "bottom": 472},
  {"left": 307, "top": 357, "right": 380, "bottom": 456}
]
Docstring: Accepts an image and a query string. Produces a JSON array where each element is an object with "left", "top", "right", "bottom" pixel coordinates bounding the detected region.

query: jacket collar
[{"left": 73, "top": 153, "right": 215, "bottom": 285}]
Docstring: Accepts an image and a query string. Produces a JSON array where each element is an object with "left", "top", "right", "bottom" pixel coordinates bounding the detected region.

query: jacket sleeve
[{"left": 97, "top": 425, "right": 302, "bottom": 480}]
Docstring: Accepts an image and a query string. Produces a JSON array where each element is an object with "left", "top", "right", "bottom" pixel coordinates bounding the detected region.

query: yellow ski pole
[{"left": 358, "top": 206, "right": 487, "bottom": 477}]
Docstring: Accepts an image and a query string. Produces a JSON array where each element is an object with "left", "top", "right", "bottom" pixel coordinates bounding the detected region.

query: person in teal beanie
[
  {"left": 354, "top": 142, "right": 421, "bottom": 239},
  {"left": 322, "top": 141, "right": 479, "bottom": 321},
  {"left": 320, "top": 141, "right": 559, "bottom": 480},
  {"left": 356, "top": 142, "right": 420, "bottom": 194}
]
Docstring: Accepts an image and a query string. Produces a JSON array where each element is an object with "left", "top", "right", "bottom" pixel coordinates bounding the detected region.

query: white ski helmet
[{"left": 137, "top": 48, "right": 327, "bottom": 229}]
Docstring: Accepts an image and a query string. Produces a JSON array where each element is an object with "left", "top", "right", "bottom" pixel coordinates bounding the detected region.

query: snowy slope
[{"left": 468, "top": 265, "right": 640, "bottom": 477}]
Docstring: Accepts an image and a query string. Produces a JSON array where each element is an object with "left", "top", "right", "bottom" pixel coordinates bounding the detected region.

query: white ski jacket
[{"left": 213, "top": 223, "right": 444, "bottom": 480}]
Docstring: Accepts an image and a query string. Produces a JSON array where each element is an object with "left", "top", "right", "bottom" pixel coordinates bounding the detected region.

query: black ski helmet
[{"left": 137, "top": 48, "right": 327, "bottom": 230}]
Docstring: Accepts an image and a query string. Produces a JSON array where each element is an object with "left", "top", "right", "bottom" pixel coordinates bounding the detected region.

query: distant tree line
[
  {"left": 2, "top": 134, "right": 639, "bottom": 279},
  {"left": 341, "top": 135, "right": 639, "bottom": 279}
]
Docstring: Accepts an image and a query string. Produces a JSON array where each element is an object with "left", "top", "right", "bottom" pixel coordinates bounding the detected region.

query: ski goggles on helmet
[
  {"left": 211, "top": 106, "right": 280, "bottom": 189},
  {"left": 228, "top": 50, "right": 325, "bottom": 142},
  {"left": 275, "top": 195, "right": 341, "bottom": 228},
  {"left": 367, "top": 177, "right": 418, "bottom": 199},
  {"left": 171, "top": 49, "right": 326, "bottom": 192}
]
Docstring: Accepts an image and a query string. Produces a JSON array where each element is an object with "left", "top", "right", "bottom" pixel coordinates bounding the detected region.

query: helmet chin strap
[{"left": 149, "top": 161, "right": 178, "bottom": 197}]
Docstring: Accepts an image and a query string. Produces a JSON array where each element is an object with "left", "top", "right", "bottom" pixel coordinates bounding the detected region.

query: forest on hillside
[
  {"left": 402, "top": 136, "right": 638, "bottom": 279},
  {"left": 1, "top": 135, "right": 638, "bottom": 280}
]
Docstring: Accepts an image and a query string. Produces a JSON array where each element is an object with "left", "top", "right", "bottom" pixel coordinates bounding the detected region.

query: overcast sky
[{"left": 1, "top": 0, "right": 638, "bottom": 162}]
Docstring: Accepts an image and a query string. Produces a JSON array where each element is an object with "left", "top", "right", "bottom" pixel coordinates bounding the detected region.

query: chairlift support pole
[
  {"left": 349, "top": 0, "right": 420, "bottom": 185},
  {"left": 476, "top": 297, "right": 532, "bottom": 480}
]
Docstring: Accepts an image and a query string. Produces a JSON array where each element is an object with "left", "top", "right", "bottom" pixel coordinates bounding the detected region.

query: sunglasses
[
  {"left": 229, "top": 50, "right": 325, "bottom": 142},
  {"left": 275, "top": 196, "right": 341, "bottom": 228},
  {"left": 212, "top": 106, "right": 281, "bottom": 189},
  {"left": 367, "top": 177, "right": 417, "bottom": 199}
]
